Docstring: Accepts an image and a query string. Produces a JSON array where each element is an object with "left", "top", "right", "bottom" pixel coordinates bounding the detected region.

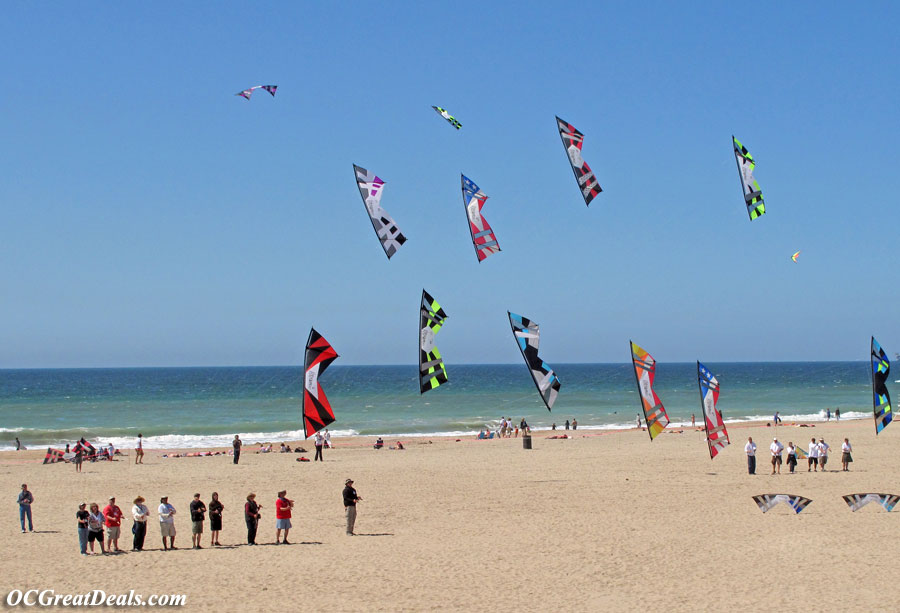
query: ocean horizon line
[{"left": 0, "top": 359, "right": 871, "bottom": 372}]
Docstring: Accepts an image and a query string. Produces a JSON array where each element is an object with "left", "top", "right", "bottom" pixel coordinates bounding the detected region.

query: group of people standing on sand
[
  {"left": 744, "top": 436, "right": 853, "bottom": 475},
  {"left": 56, "top": 479, "right": 363, "bottom": 555}
]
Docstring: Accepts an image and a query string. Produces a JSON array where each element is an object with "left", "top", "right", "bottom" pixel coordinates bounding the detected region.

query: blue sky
[{"left": 2, "top": 1, "right": 898, "bottom": 368}]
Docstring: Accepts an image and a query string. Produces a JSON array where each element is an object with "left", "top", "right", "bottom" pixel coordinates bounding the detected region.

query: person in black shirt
[
  {"left": 244, "top": 493, "right": 261, "bottom": 545},
  {"left": 342, "top": 479, "right": 362, "bottom": 536},
  {"left": 76, "top": 503, "right": 89, "bottom": 555},
  {"left": 189, "top": 493, "right": 206, "bottom": 549},
  {"left": 208, "top": 492, "right": 224, "bottom": 547},
  {"left": 232, "top": 435, "right": 242, "bottom": 464}
]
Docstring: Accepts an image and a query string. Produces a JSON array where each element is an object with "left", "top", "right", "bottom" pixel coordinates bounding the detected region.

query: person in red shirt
[
  {"left": 103, "top": 496, "right": 124, "bottom": 552},
  {"left": 275, "top": 490, "right": 293, "bottom": 545}
]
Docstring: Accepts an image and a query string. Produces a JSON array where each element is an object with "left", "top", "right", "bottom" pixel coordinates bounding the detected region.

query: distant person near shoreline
[{"left": 232, "top": 435, "right": 241, "bottom": 465}]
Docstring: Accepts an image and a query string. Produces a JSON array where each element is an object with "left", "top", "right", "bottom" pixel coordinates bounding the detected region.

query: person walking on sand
[
  {"left": 158, "top": 496, "right": 177, "bottom": 551},
  {"left": 275, "top": 490, "right": 293, "bottom": 545},
  {"left": 135, "top": 433, "right": 144, "bottom": 464},
  {"left": 572, "top": 418, "right": 578, "bottom": 430},
  {"left": 324, "top": 429, "right": 332, "bottom": 449},
  {"left": 808, "top": 437, "right": 819, "bottom": 472},
  {"left": 770, "top": 438, "right": 783, "bottom": 475},
  {"left": 745, "top": 437, "right": 757, "bottom": 475},
  {"left": 76, "top": 502, "right": 89, "bottom": 555},
  {"left": 786, "top": 442, "right": 798, "bottom": 474},
  {"left": 817, "top": 438, "right": 830, "bottom": 472},
  {"left": 636, "top": 415, "right": 642, "bottom": 429},
  {"left": 87, "top": 503, "right": 105, "bottom": 554},
  {"left": 17, "top": 484, "right": 34, "bottom": 533},
  {"left": 314, "top": 431, "right": 325, "bottom": 462},
  {"left": 190, "top": 493, "right": 206, "bottom": 549},
  {"left": 132, "top": 496, "right": 149, "bottom": 552},
  {"left": 774, "top": 411, "right": 782, "bottom": 424},
  {"left": 103, "top": 496, "right": 123, "bottom": 552},
  {"left": 209, "top": 492, "right": 223, "bottom": 546},
  {"left": 232, "top": 435, "right": 242, "bottom": 465},
  {"left": 244, "top": 493, "right": 261, "bottom": 545},
  {"left": 835, "top": 407, "right": 841, "bottom": 421},
  {"left": 15, "top": 437, "right": 22, "bottom": 450},
  {"left": 565, "top": 419, "right": 570, "bottom": 431},
  {"left": 343, "top": 479, "right": 361, "bottom": 536},
  {"left": 691, "top": 414, "right": 696, "bottom": 427},
  {"left": 74, "top": 445, "right": 84, "bottom": 473},
  {"left": 841, "top": 438, "right": 853, "bottom": 471}
]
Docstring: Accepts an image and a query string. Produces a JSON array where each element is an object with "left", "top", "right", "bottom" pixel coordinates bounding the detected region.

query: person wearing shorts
[
  {"left": 770, "top": 438, "right": 783, "bottom": 474},
  {"left": 158, "top": 496, "right": 177, "bottom": 550},
  {"left": 87, "top": 503, "right": 105, "bottom": 554},
  {"left": 808, "top": 437, "right": 819, "bottom": 472},
  {"left": 103, "top": 496, "right": 123, "bottom": 552},
  {"left": 189, "top": 493, "right": 206, "bottom": 549},
  {"left": 275, "top": 490, "right": 293, "bottom": 545},
  {"left": 817, "top": 438, "right": 830, "bottom": 471}
]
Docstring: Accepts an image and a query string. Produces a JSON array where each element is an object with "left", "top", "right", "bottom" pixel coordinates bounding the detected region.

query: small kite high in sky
[
  {"left": 752, "top": 494, "right": 812, "bottom": 514},
  {"left": 556, "top": 116, "right": 602, "bottom": 206},
  {"left": 235, "top": 85, "right": 278, "bottom": 100},
  {"left": 791, "top": 251, "right": 801, "bottom": 262},
  {"left": 432, "top": 106, "right": 461, "bottom": 129},
  {"left": 842, "top": 493, "right": 900, "bottom": 512},
  {"left": 732, "top": 136, "right": 766, "bottom": 221}
]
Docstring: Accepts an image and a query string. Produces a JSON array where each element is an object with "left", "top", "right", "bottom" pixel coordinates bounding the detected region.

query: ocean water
[{"left": 0, "top": 362, "right": 877, "bottom": 450}]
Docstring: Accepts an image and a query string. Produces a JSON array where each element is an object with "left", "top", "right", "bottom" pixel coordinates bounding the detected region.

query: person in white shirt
[
  {"left": 817, "top": 438, "right": 830, "bottom": 471},
  {"left": 131, "top": 496, "right": 149, "bottom": 552},
  {"left": 770, "top": 438, "right": 784, "bottom": 474},
  {"left": 158, "top": 496, "right": 177, "bottom": 551},
  {"left": 324, "top": 429, "right": 332, "bottom": 449},
  {"left": 841, "top": 438, "right": 853, "bottom": 471},
  {"left": 745, "top": 437, "right": 757, "bottom": 475},
  {"left": 808, "top": 437, "right": 819, "bottom": 472},
  {"left": 314, "top": 431, "right": 325, "bottom": 461}
]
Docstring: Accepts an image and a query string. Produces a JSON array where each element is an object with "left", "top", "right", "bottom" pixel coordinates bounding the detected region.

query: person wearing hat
[
  {"left": 158, "top": 496, "right": 177, "bottom": 551},
  {"left": 76, "top": 502, "right": 89, "bottom": 555},
  {"left": 770, "top": 437, "right": 784, "bottom": 475},
  {"left": 244, "top": 493, "right": 261, "bottom": 545},
  {"left": 103, "top": 496, "right": 123, "bottom": 552},
  {"left": 132, "top": 496, "right": 149, "bottom": 552},
  {"left": 342, "top": 479, "right": 362, "bottom": 536}
]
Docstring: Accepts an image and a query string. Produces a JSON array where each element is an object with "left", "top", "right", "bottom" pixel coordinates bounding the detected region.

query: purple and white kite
[{"left": 235, "top": 85, "right": 278, "bottom": 100}]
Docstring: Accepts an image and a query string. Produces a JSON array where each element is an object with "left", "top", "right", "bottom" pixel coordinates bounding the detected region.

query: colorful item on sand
[
  {"left": 43, "top": 447, "right": 65, "bottom": 464},
  {"left": 508, "top": 312, "right": 560, "bottom": 411},
  {"left": 697, "top": 361, "right": 730, "bottom": 459},
  {"left": 842, "top": 493, "right": 900, "bottom": 512},
  {"left": 353, "top": 164, "right": 407, "bottom": 259},
  {"left": 732, "top": 136, "right": 766, "bottom": 221},
  {"left": 871, "top": 337, "right": 892, "bottom": 434},
  {"left": 556, "top": 116, "right": 602, "bottom": 206},
  {"left": 419, "top": 290, "right": 449, "bottom": 394},
  {"left": 302, "top": 328, "right": 339, "bottom": 439},
  {"left": 235, "top": 85, "right": 277, "bottom": 100},
  {"left": 461, "top": 175, "right": 500, "bottom": 262},
  {"left": 432, "top": 106, "right": 461, "bottom": 129},
  {"left": 630, "top": 342, "right": 670, "bottom": 440},
  {"left": 752, "top": 494, "right": 812, "bottom": 514}
]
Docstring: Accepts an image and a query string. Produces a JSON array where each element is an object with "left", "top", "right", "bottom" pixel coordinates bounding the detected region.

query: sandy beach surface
[{"left": 2, "top": 418, "right": 898, "bottom": 612}]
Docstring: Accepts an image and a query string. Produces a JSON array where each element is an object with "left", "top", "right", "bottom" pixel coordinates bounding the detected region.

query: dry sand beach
[{"left": 2, "top": 419, "right": 898, "bottom": 612}]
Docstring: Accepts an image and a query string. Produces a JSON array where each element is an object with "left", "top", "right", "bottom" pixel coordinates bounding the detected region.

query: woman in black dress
[{"left": 209, "top": 492, "right": 224, "bottom": 546}]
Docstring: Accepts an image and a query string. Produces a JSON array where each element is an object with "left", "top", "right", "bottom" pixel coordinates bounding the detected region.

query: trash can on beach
[{"left": 522, "top": 435, "right": 532, "bottom": 450}]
